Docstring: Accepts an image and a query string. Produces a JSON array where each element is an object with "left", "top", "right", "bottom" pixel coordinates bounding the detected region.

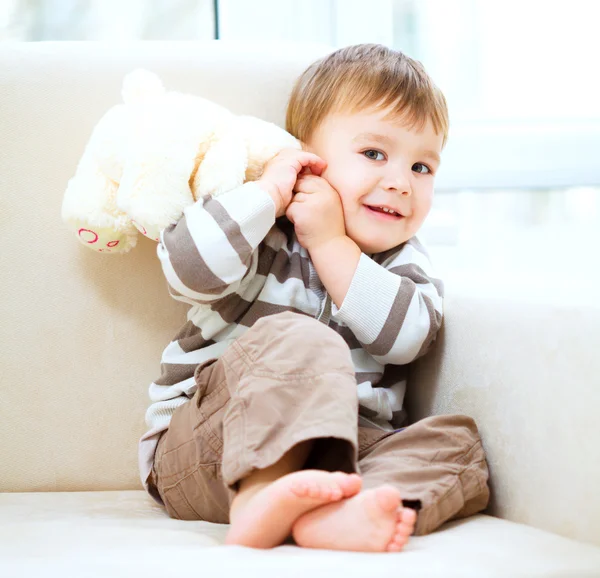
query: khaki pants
[{"left": 149, "top": 312, "right": 489, "bottom": 536}]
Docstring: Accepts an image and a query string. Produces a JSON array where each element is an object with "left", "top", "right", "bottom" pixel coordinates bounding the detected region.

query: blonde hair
[{"left": 286, "top": 44, "right": 449, "bottom": 147}]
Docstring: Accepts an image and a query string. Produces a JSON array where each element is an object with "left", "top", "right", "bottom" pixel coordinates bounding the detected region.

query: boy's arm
[
  {"left": 308, "top": 236, "right": 361, "bottom": 310},
  {"left": 311, "top": 237, "right": 444, "bottom": 365},
  {"left": 157, "top": 181, "right": 276, "bottom": 305},
  {"left": 159, "top": 148, "right": 326, "bottom": 306}
]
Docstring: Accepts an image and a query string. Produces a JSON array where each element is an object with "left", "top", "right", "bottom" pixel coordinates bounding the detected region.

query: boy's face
[{"left": 305, "top": 107, "right": 443, "bottom": 254}]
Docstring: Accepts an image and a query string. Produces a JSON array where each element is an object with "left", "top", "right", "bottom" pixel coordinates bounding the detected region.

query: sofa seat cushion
[{"left": 2, "top": 491, "right": 599, "bottom": 577}]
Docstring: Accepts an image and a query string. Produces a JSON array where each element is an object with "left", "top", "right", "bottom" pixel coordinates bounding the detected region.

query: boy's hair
[{"left": 286, "top": 43, "right": 449, "bottom": 147}]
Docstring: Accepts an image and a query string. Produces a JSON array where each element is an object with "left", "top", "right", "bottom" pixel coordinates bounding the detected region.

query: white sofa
[{"left": 1, "top": 41, "right": 599, "bottom": 578}]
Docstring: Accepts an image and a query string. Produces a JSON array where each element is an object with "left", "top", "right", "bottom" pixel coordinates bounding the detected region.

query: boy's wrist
[
  {"left": 309, "top": 235, "right": 359, "bottom": 264},
  {"left": 309, "top": 235, "right": 361, "bottom": 309},
  {"left": 309, "top": 234, "right": 346, "bottom": 254},
  {"left": 256, "top": 179, "right": 283, "bottom": 216}
]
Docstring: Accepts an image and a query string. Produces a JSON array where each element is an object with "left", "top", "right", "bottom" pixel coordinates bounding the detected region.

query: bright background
[{"left": 3, "top": 0, "right": 599, "bottom": 291}]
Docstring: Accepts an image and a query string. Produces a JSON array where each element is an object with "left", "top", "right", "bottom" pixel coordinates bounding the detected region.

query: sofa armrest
[{"left": 407, "top": 288, "right": 600, "bottom": 546}]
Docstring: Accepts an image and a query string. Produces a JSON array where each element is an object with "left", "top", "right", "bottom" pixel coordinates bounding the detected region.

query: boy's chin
[{"left": 353, "top": 236, "right": 409, "bottom": 255}]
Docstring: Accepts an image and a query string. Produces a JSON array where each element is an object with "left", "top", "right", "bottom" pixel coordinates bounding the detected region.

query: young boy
[{"left": 139, "top": 44, "right": 489, "bottom": 552}]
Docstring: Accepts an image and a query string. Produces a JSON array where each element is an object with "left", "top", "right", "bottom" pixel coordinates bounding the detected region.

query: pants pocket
[{"left": 160, "top": 480, "right": 204, "bottom": 521}]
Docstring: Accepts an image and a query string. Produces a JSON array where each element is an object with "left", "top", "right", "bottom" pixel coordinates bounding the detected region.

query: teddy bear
[{"left": 61, "top": 69, "right": 300, "bottom": 253}]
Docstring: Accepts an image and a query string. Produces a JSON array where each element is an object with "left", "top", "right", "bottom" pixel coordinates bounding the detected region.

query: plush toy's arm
[
  {"left": 157, "top": 181, "right": 276, "bottom": 306},
  {"left": 192, "top": 128, "right": 248, "bottom": 198}
]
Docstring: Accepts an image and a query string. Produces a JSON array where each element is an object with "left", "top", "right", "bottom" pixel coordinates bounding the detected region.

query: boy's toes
[
  {"left": 290, "top": 473, "right": 350, "bottom": 501},
  {"left": 317, "top": 481, "right": 342, "bottom": 501},
  {"left": 385, "top": 509, "right": 415, "bottom": 552},
  {"left": 305, "top": 481, "right": 325, "bottom": 499},
  {"left": 227, "top": 470, "right": 357, "bottom": 549},
  {"left": 307, "top": 482, "right": 322, "bottom": 499},
  {"left": 396, "top": 507, "right": 417, "bottom": 542},
  {"left": 374, "top": 485, "right": 402, "bottom": 512},
  {"left": 331, "top": 472, "right": 362, "bottom": 498},
  {"left": 292, "top": 481, "right": 308, "bottom": 497},
  {"left": 328, "top": 481, "right": 344, "bottom": 500},
  {"left": 386, "top": 535, "right": 408, "bottom": 552},
  {"left": 289, "top": 472, "right": 362, "bottom": 504},
  {"left": 397, "top": 507, "right": 417, "bottom": 533},
  {"left": 321, "top": 483, "right": 341, "bottom": 501}
]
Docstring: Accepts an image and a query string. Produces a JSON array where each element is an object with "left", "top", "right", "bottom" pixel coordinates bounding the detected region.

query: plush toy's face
[
  {"left": 76, "top": 221, "right": 160, "bottom": 253},
  {"left": 77, "top": 227, "right": 128, "bottom": 253}
]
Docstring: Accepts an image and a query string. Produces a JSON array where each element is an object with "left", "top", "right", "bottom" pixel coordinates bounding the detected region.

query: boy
[{"left": 140, "top": 44, "right": 489, "bottom": 552}]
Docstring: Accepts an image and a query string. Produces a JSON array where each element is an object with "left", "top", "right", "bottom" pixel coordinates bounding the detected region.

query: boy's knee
[
  {"left": 253, "top": 311, "right": 346, "bottom": 349},
  {"left": 420, "top": 414, "right": 482, "bottom": 443},
  {"left": 241, "top": 312, "right": 354, "bottom": 375}
]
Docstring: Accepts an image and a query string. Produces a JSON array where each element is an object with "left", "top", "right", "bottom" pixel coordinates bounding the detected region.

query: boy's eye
[
  {"left": 363, "top": 149, "right": 385, "bottom": 161},
  {"left": 412, "top": 163, "right": 431, "bottom": 174}
]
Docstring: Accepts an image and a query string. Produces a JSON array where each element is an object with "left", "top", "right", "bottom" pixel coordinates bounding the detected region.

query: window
[
  {"left": 216, "top": 0, "right": 600, "bottom": 189},
  {"left": 4, "top": 0, "right": 599, "bottom": 189}
]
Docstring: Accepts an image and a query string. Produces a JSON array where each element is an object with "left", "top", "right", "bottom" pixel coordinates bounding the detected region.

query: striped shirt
[{"left": 139, "top": 181, "right": 444, "bottom": 500}]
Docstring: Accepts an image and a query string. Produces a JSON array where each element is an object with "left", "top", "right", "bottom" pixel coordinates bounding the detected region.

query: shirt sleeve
[
  {"left": 156, "top": 181, "right": 276, "bottom": 305},
  {"left": 330, "top": 238, "right": 444, "bottom": 365}
]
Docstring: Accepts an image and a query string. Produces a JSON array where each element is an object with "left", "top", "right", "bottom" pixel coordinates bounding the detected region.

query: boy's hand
[
  {"left": 286, "top": 174, "right": 346, "bottom": 251},
  {"left": 257, "top": 148, "right": 327, "bottom": 218}
]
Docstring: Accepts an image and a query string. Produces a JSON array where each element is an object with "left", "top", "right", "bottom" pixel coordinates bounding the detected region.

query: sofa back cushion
[{"left": 0, "top": 41, "right": 331, "bottom": 492}]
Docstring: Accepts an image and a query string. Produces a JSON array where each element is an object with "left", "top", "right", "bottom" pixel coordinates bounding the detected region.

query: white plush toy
[{"left": 62, "top": 69, "right": 300, "bottom": 253}]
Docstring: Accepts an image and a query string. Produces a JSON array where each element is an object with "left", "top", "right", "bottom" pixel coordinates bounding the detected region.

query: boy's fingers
[
  {"left": 295, "top": 174, "right": 328, "bottom": 193},
  {"left": 291, "top": 192, "right": 309, "bottom": 203},
  {"left": 285, "top": 204, "right": 296, "bottom": 223},
  {"left": 293, "top": 178, "right": 315, "bottom": 194},
  {"left": 297, "top": 173, "right": 323, "bottom": 184},
  {"left": 296, "top": 151, "right": 327, "bottom": 175}
]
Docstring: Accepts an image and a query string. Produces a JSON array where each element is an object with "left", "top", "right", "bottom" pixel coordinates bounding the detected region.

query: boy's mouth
[{"left": 365, "top": 205, "right": 404, "bottom": 220}]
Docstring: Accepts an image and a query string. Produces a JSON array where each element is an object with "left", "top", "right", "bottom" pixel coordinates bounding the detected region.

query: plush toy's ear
[{"left": 122, "top": 69, "right": 165, "bottom": 105}]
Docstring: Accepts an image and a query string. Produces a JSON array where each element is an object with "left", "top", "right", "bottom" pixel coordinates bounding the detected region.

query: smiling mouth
[{"left": 365, "top": 205, "right": 404, "bottom": 219}]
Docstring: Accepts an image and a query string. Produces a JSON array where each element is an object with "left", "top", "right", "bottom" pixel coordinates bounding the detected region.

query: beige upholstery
[
  {"left": 2, "top": 492, "right": 600, "bottom": 577},
  {"left": 1, "top": 41, "right": 599, "bottom": 576},
  {"left": 409, "top": 291, "right": 600, "bottom": 546}
]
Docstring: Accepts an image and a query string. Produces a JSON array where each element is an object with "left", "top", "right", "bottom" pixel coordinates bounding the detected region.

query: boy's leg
[
  {"left": 151, "top": 311, "right": 362, "bottom": 546},
  {"left": 356, "top": 415, "right": 490, "bottom": 535},
  {"left": 292, "top": 414, "right": 489, "bottom": 549},
  {"left": 228, "top": 438, "right": 314, "bottom": 519}
]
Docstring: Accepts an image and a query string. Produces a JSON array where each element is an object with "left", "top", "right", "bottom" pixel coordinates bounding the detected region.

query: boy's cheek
[
  {"left": 320, "top": 165, "right": 335, "bottom": 183},
  {"left": 416, "top": 187, "right": 434, "bottom": 216},
  {"left": 320, "top": 171, "right": 345, "bottom": 196},
  {"left": 411, "top": 203, "right": 432, "bottom": 233},
  {"left": 325, "top": 165, "right": 358, "bottom": 192}
]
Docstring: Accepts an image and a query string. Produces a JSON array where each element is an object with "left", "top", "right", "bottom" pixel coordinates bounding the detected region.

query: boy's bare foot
[
  {"left": 225, "top": 470, "right": 362, "bottom": 548},
  {"left": 291, "top": 485, "right": 417, "bottom": 552}
]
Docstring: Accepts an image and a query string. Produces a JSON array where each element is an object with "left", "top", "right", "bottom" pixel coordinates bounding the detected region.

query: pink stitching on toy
[
  {"left": 107, "top": 240, "right": 120, "bottom": 247},
  {"left": 131, "top": 220, "right": 147, "bottom": 235},
  {"left": 79, "top": 228, "right": 98, "bottom": 244}
]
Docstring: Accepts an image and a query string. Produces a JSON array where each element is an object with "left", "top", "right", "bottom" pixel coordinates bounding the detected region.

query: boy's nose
[{"left": 383, "top": 173, "right": 412, "bottom": 196}]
